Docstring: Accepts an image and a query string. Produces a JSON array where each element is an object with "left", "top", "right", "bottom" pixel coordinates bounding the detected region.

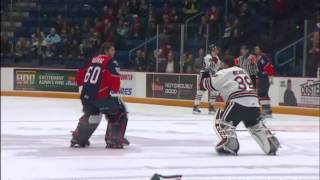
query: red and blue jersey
[
  {"left": 76, "top": 55, "right": 120, "bottom": 101},
  {"left": 257, "top": 53, "right": 274, "bottom": 79}
]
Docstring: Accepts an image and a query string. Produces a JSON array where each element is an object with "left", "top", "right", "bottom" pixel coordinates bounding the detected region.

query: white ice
[{"left": 1, "top": 96, "right": 319, "bottom": 180}]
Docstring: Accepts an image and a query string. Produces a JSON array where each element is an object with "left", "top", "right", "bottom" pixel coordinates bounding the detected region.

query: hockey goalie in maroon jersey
[{"left": 70, "top": 42, "right": 129, "bottom": 149}]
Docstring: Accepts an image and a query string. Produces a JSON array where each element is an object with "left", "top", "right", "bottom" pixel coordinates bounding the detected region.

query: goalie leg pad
[
  {"left": 247, "top": 121, "right": 280, "bottom": 155},
  {"left": 214, "top": 109, "right": 239, "bottom": 155},
  {"left": 105, "top": 113, "right": 128, "bottom": 148},
  {"left": 71, "top": 114, "right": 102, "bottom": 147}
]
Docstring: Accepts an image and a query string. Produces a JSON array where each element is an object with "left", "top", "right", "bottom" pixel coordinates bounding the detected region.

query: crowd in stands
[{"left": 1, "top": 0, "right": 319, "bottom": 76}]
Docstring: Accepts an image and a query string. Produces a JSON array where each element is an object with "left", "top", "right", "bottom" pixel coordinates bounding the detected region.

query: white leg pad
[
  {"left": 248, "top": 121, "right": 280, "bottom": 155},
  {"left": 214, "top": 109, "right": 239, "bottom": 155}
]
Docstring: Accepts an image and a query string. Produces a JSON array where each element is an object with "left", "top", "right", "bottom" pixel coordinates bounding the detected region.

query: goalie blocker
[{"left": 202, "top": 66, "right": 280, "bottom": 155}]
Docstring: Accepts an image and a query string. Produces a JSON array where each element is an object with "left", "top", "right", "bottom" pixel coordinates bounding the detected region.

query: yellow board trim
[{"left": 1, "top": 91, "right": 319, "bottom": 117}]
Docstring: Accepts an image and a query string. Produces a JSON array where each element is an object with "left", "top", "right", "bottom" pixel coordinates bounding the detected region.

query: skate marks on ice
[
  {"left": 2, "top": 128, "right": 319, "bottom": 180},
  {"left": 1, "top": 97, "right": 319, "bottom": 179},
  {"left": 1, "top": 134, "right": 319, "bottom": 180}
]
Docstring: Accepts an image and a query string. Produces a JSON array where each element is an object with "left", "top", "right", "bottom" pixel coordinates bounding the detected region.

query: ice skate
[
  {"left": 70, "top": 135, "right": 90, "bottom": 148},
  {"left": 208, "top": 105, "right": 216, "bottom": 114},
  {"left": 192, "top": 105, "right": 201, "bottom": 114}
]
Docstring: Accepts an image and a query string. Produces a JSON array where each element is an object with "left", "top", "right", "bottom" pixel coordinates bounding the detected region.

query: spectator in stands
[
  {"left": 162, "top": 13, "right": 173, "bottom": 36},
  {"left": 207, "top": 5, "right": 220, "bottom": 38},
  {"left": 1, "top": 35, "right": 13, "bottom": 57},
  {"left": 147, "top": 7, "right": 157, "bottom": 37},
  {"left": 309, "top": 22, "right": 320, "bottom": 54},
  {"left": 146, "top": 50, "right": 157, "bottom": 72},
  {"left": 103, "top": 19, "right": 115, "bottom": 43},
  {"left": 170, "top": 7, "right": 181, "bottom": 24},
  {"left": 45, "top": 27, "right": 61, "bottom": 45},
  {"left": 223, "top": 20, "right": 232, "bottom": 47},
  {"left": 183, "top": 0, "right": 199, "bottom": 21},
  {"left": 307, "top": 20, "right": 320, "bottom": 77},
  {"left": 157, "top": 39, "right": 172, "bottom": 72},
  {"left": 67, "top": 25, "right": 77, "bottom": 43},
  {"left": 140, "top": 0, "right": 148, "bottom": 13},
  {"left": 60, "top": 27, "right": 69, "bottom": 40},
  {"left": 135, "top": 49, "right": 146, "bottom": 71},
  {"left": 193, "top": 48, "right": 204, "bottom": 73},
  {"left": 55, "top": 15, "right": 64, "bottom": 34},
  {"left": 129, "top": 0, "right": 141, "bottom": 15},
  {"left": 162, "top": 3, "right": 170, "bottom": 17},
  {"left": 82, "top": 18, "right": 91, "bottom": 37},
  {"left": 183, "top": 52, "right": 194, "bottom": 73},
  {"left": 117, "top": 3, "right": 130, "bottom": 20},
  {"left": 69, "top": 39, "right": 81, "bottom": 58},
  {"left": 147, "top": 6, "right": 156, "bottom": 23},
  {"left": 222, "top": 49, "right": 234, "bottom": 68},
  {"left": 147, "top": 19, "right": 157, "bottom": 37},
  {"left": 31, "top": 27, "right": 45, "bottom": 57},
  {"left": 116, "top": 20, "right": 129, "bottom": 38},
  {"left": 58, "top": 38, "right": 71, "bottom": 58},
  {"left": 80, "top": 39, "right": 94, "bottom": 58},
  {"left": 156, "top": 49, "right": 167, "bottom": 72},
  {"left": 166, "top": 50, "right": 176, "bottom": 73},
  {"left": 271, "top": 0, "right": 288, "bottom": 20},
  {"left": 111, "top": 0, "right": 121, "bottom": 13},
  {"left": 116, "top": 20, "right": 129, "bottom": 47},
  {"left": 45, "top": 27, "right": 61, "bottom": 57},
  {"left": 101, "top": 6, "right": 110, "bottom": 20},
  {"left": 231, "top": 18, "right": 243, "bottom": 44},
  {"left": 94, "top": 18, "right": 104, "bottom": 37},
  {"left": 89, "top": 30, "right": 101, "bottom": 50},
  {"left": 131, "top": 14, "right": 142, "bottom": 39},
  {"left": 104, "top": 8, "right": 115, "bottom": 24},
  {"left": 74, "top": 25, "right": 83, "bottom": 41},
  {"left": 198, "top": 15, "right": 207, "bottom": 39},
  {"left": 237, "top": 1, "right": 250, "bottom": 21},
  {"left": 15, "top": 37, "right": 31, "bottom": 58}
]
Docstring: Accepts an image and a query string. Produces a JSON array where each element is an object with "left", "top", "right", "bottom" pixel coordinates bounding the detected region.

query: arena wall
[{"left": 1, "top": 67, "right": 319, "bottom": 117}]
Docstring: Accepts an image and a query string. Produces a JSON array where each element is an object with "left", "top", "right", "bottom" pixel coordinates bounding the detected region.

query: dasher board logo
[
  {"left": 146, "top": 74, "right": 197, "bottom": 100},
  {"left": 279, "top": 78, "right": 319, "bottom": 108},
  {"left": 300, "top": 80, "right": 320, "bottom": 107},
  {"left": 14, "top": 69, "right": 78, "bottom": 92},
  {"left": 111, "top": 72, "right": 136, "bottom": 96},
  {"left": 14, "top": 70, "right": 36, "bottom": 90}
]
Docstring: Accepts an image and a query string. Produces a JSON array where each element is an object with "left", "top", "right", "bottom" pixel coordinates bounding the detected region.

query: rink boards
[{"left": 1, "top": 67, "right": 319, "bottom": 117}]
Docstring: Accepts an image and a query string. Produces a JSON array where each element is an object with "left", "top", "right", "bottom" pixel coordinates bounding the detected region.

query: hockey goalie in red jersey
[{"left": 71, "top": 42, "right": 129, "bottom": 149}]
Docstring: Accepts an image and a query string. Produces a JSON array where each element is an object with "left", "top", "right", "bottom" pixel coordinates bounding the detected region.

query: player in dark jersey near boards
[
  {"left": 254, "top": 46, "right": 274, "bottom": 118},
  {"left": 70, "top": 42, "right": 129, "bottom": 149}
]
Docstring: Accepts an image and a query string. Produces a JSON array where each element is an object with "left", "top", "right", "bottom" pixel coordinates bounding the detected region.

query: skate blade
[{"left": 192, "top": 111, "right": 201, "bottom": 114}]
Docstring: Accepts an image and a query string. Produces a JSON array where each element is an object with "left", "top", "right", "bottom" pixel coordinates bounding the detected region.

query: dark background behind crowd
[{"left": 1, "top": 0, "right": 319, "bottom": 77}]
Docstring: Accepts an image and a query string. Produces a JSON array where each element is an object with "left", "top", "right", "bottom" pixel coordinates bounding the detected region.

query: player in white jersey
[
  {"left": 202, "top": 66, "right": 280, "bottom": 155},
  {"left": 193, "top": 44, "right": 223, "bottom": 114}
]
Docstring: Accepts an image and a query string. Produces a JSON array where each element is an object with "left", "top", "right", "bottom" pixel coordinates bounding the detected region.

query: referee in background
[{"left": 234, "top": 45, "right": 258, "bottom": 88}]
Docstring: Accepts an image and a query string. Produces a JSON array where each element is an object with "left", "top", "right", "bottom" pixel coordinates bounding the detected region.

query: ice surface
[{"left": 1, "top": 96, "right": 319, "bottom": 180}]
